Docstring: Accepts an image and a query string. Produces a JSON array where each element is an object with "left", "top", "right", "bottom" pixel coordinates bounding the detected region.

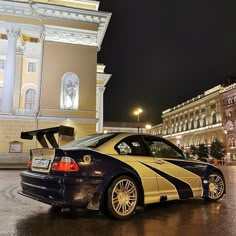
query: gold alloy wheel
[
  {"left": 208, "top": 173, "right": 225, "bottom": 200},
  {"left": 111, "top": 177, "right": 138, "bottom": 217}
]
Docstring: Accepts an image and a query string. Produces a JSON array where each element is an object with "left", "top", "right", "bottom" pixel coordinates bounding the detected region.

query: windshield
[{"left": 61, "top": 133, "right": 118, "bottom": 149}]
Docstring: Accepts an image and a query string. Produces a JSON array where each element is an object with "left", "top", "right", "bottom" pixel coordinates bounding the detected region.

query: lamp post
[{"left": 134, "top": 108, "right": 143, "bottom": 133}]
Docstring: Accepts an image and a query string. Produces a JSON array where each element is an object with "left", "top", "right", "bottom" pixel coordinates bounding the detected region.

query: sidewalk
[{"left": 0, "top": 163, "right": 27, "bottom": 170}]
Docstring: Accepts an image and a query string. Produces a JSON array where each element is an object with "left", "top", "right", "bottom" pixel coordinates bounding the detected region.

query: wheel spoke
[
  {"left": 120, "top": 181, "right": 125, "bottom": 190},
  {"left": 122, "top": 204, "right": 127, "bottom": 214},
  {"left": 112, "top": 196, "right": 119, "bottom": 204},
  {"left": 125, "top": 180, "right": 132, "bottom": 189},
  {"left": 127, "top": 185, "right": 136, "bottom": 193}
]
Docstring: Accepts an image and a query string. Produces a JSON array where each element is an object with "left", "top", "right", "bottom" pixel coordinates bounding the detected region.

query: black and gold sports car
[{"left": 19, "top": 127, "right": 225, "bottom": 219}]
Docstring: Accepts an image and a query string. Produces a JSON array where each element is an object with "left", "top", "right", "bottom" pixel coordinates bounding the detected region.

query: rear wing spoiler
[{"left": 21, "top": 125, "right": 74, "bottom": 148}]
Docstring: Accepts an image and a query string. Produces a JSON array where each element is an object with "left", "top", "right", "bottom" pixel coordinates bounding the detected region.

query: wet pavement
[{"left": 0, "top": 166, "right": 236, "bottom": 236}]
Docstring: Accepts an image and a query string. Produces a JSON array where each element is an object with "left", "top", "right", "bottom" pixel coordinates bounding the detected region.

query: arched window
[
  {"left": 179, "top": 121, "right": 183, "bottom": 132},
  {"left": 191, "top": 138, "right": 195, "bottom": 146},
  {"left": 212, "top": 112, "right": 217, "bottom": 124},
  {"left": 184, "top": 138, "right": 189, "bottom": 148},
  {"left": 175, "top": 123, "right": 179, "bottom": 133},
  {"left": 202, "top": 115, "right": 206, "bottom": 127},
  {"left": 190, "top": 118, "right": 194, "bottom": 130},
  {"left": 25, "top": 89, "right": 36, "bottom": 110},
  {"left": 212, "top": 134, "right": 217, "bottom": 142},
  {"left": 196, "top": 116, "right": 200, "bottom": 128},
  {"left": 185, "top": 120, "right": 188, "bottom": 131},
  {"left": 225, "top": 120, "right": 234, "bottom": 131},
  {"left": 229, "top": 136, "right": 236, "bottom": 147},
  {"left": 165, "top": 126, "right": 168, "bottom": 135},
  {"left": 171, "top": 124, "right": 174, "bottom": 134},
  {"left": 196, "top": 137, "right": 201, "bottom": 146}
]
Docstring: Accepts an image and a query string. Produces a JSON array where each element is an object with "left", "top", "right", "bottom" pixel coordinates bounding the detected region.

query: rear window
[{"left": 61, "top": 133, "right": 118, "bottom": 149}]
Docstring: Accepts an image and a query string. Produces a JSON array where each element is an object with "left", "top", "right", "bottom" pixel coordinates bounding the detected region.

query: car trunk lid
[{"left": 30, "top": 148, "right": 55, "bottom": 173}]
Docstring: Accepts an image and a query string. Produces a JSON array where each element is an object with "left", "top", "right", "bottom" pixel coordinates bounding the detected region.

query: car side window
[
  {"left": 144, "top": 137, "right": 183, "bottom": 159},
  {"left": 115, "top": 136, "right": 148, "bottom": 156}
]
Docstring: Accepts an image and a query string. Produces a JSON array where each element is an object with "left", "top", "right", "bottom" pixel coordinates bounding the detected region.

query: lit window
[
  {"left": 196, "top": 117, "right": 200, "bottom": 128},
  {"left": 0, "top": 59, "right": 5, "bottom": 70},
  {"left": 190, "top": 119, "right": 194, "bottom": 129},
  {"left": 28, "top": 62, "right": 36, "bottom": 73},
  {"left": 212, "top": 112, "right": 217, "bottom": 124},
  {"left": 202, "top": 115, "right": 206, "bottom": 126}
]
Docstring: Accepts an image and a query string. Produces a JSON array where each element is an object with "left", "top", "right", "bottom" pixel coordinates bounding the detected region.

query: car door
[
  {"left": 115, "top": 135, "right": 161, "bottom": 204},
  {"left": 142, "top": 136, "right": 203, "bottom": 200}
]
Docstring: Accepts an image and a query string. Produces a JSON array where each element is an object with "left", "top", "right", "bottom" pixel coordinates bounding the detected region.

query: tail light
[
  {"left": 27, "top": 150, "right": 33, "bottom": 169},
  {"left": 51, "top": 156, "right": 79, "bottom": 172},
  {"left": 27, "top": 159, "right": 32, "bottom": 169}
]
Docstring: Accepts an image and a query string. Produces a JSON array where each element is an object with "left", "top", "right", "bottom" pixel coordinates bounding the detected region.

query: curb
[{"left": 0, "top": 164, "right": 27, "bottom": 170}]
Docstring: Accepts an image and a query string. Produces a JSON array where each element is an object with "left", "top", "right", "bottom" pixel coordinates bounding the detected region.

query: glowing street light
[
  {"left": 145, "top": 124, "right": 152, "bottom": 130},
  {"left": 134, "top": 108, "right": 143, "bottom": 133}
]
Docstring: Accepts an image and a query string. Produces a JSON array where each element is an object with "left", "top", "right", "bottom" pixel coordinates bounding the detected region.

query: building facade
[
  {"left": 148, "top": 84, "right": 235, "bottom": 162},
  {"left": 221, "top": 83, "right": 236, "bottom": 162},
  {"left": 0, "top": 0, "right": 111, "bottom": 153}
]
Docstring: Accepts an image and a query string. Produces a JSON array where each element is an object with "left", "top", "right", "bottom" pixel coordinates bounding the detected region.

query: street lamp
[
  {"left": 145, "top": 124, "right": 152, "bottom": 133},
  {"left": 145, "top": 124, "right": 152, "bottom": 130},
  {"left": 134, "top": 108, "right": 143, "bottom": 133}
]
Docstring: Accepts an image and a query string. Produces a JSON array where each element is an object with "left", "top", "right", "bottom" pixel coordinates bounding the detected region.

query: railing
[{"left": 14, "top": 108, "right": 36, "bottom": 116}]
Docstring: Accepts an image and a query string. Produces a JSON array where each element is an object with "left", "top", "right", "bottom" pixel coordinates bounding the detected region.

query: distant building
[
  {"left": 161, "top": 85, "right": 223, "bottom": 151},
  {"left": 104, "top": 122, "right": 150, "bottom": 133},
  {"left": 0, "top": 0, "right": 111, "bottom": 153},
  {"left": 148, "top": 83, "right": 236, "bottom": 164}
]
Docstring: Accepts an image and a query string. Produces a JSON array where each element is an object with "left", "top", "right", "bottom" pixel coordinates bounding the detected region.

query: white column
[
  {"left": 13, "top": 50, "right": 23, "bottom": 112},
  {"left": 96, "top": 86, "right": 105, "bottom": 133},
  {"left": 1, "top": 28, "right": 20, "bottom": 113}
]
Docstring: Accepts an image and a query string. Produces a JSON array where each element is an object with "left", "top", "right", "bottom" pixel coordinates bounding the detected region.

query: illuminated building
[
  {"left": 148, "top": 84, "right": 235, "bottom": 162},
  {"left": 0, "top": 0, "right": 111, "bottom": 153}
]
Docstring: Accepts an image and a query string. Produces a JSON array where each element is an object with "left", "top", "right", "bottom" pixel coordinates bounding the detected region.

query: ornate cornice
[
  {"left": 0, "top": 0, "right": 111, "bottom": 49},
  {"left": 13, "top": 0, "right": 100, "bottom": 11},
  {"left": 44, "top": 25, "right": 97, "bottom": 46}
]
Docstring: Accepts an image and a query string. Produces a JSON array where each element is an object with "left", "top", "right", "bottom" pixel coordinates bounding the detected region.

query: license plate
[{"left": 33, "top": 159, "right": 50, "bottom": 169}]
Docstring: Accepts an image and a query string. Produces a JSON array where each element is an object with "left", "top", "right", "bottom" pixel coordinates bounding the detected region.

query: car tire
[
  {"left": 106, "top": 175, "right": 138, "bottom": 220},
  {"left": 204, "top": 172, "right": 225, "bottom": 201}
]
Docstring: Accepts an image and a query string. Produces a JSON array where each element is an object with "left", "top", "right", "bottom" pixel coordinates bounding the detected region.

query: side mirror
[{"left": 117, "top": 142, "right": 132, "bottom": 155}]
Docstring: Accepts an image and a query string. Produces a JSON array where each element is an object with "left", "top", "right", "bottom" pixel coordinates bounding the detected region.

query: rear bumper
[
  {"left": 19, "top": 171, "right": 102, "bottom": 209},
  {"left": 18, "top": 190, "right": 66, "bottom": 206}
]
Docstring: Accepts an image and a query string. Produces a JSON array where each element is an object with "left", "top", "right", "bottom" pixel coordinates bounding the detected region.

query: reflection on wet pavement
[{"left": 0, "top": 167, "right": 236, "bottom": 236}]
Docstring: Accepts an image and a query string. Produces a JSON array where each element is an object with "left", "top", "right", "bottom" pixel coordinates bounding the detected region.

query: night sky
[{"left": 98, "top": 0, "right": 236, "bottom": 125}]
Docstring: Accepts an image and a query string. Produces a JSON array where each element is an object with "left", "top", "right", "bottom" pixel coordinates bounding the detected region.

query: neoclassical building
[
  {"left": 0, "top": 0, "right": 111, "bottom": 153},
  {"left": 148, "top": 85, "right": 226, "bottom": 158}
]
